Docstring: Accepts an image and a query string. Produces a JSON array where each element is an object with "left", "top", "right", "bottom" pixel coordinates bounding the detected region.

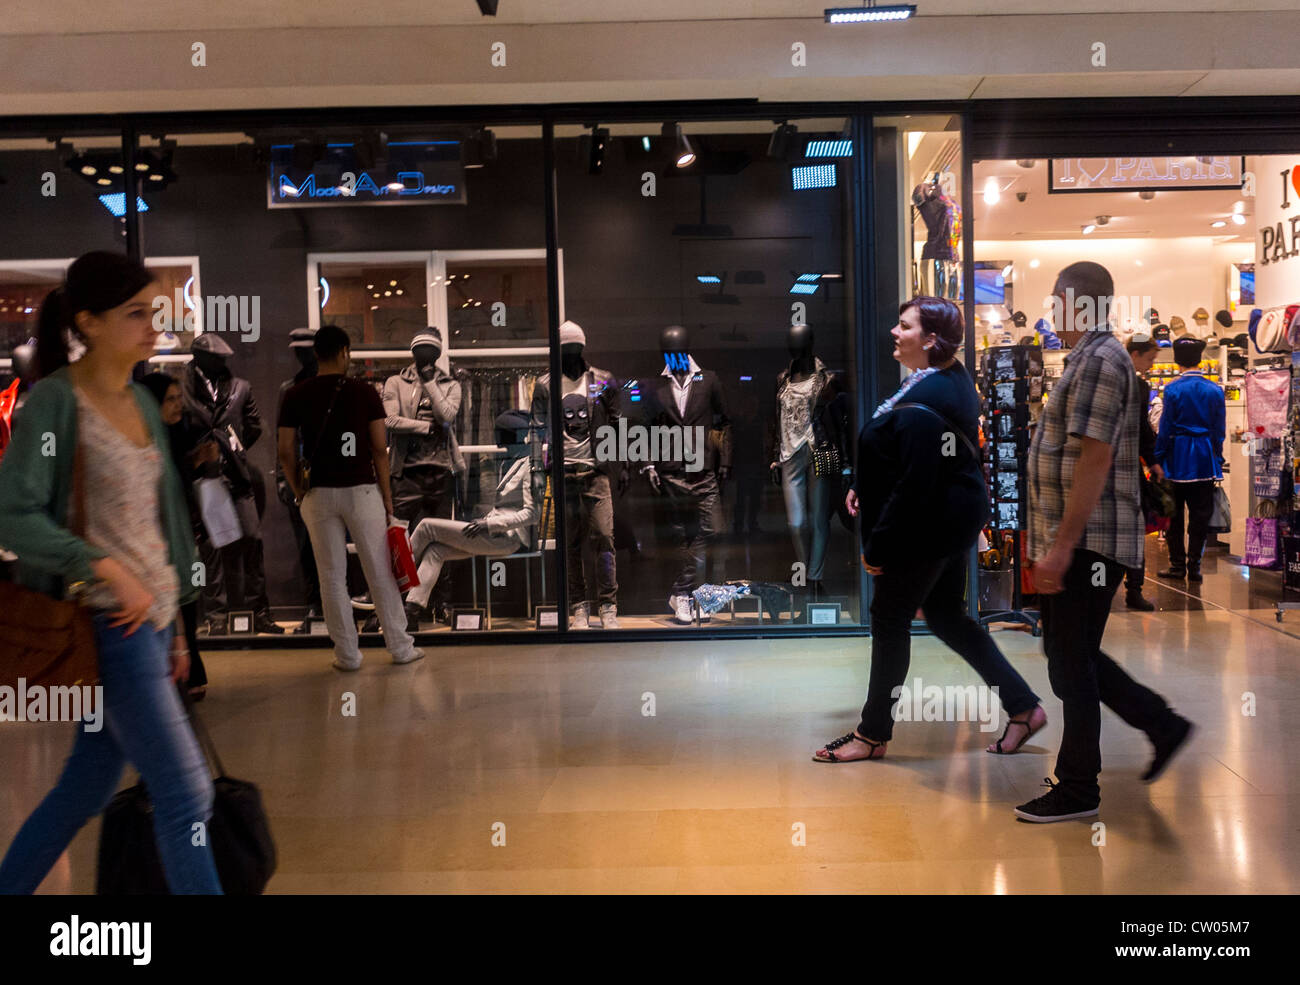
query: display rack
[
  {"left": 977, "top": 343, "right": 1043, "bottom": 635},
  {"left": 1268, "top": 350, "right": 1300, "bottom": 621}
]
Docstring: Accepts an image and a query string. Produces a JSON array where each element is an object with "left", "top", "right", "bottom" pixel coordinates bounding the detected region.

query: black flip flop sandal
[{"left": 813, "top": 732, "right": 886, "bottom": 763}]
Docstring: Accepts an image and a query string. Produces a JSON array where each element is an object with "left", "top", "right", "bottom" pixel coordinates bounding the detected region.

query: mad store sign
[{"left": 1255, "top": 156, "right": 1300, "bottom": 308}]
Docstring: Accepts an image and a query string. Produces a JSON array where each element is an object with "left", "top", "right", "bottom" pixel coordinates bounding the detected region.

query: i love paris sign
[{"left": 1049, "top": 156, "right": 1243, "bottom": 194}]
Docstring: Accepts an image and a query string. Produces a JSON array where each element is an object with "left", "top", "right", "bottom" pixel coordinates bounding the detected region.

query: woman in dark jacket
[
  {"left": 814, "top": 297, "right": 1045, "bottom": 763},
  {"left": 141, "top": 371, "right": 210, "bottom": 699}
]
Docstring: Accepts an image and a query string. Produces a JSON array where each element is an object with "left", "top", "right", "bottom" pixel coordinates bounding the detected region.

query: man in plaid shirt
[{"left": 1017, "top": 261, "right": 1194, "bottom": 823}]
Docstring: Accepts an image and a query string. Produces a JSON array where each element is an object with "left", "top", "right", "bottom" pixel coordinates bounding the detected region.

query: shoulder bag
[
  {"left": 0, "top": 439, "right": 98, "bottom": 688},
  {"left": 893, "top": 401, "right": 988, "bottom": 496}
]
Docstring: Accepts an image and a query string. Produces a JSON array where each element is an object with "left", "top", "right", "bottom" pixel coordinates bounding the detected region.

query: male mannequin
[
  {"left": 767, "top": 324, "right": 846, "bottom": 599},
  {"left": 643, "top": 325, "right": 733, "bottom": 624},
  {"left": 381, "top": 328, "right": 464, "bottom": 623},
  {"left": 531, "top": 320, "right": 626, "bottom": 629},
  {"left": 276, "top": 327, "right": 323, "bottom": 634},
  {"left": 182, "top": 333, "right": 282, "bottom": 634}
]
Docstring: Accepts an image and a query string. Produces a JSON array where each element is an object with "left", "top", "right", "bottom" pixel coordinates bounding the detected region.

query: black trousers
[
  {"left": 861, "top": 550, "right": 1040, "bottom": 741},
  {"left": 180, "top": 599, "right": 208, "bottom": 689},
  {"left": 198, "top": 514, "right": 271, "bottom": 621},
  {"left": 564, "top": 468, "right": 617, "bottom": 608},
  {"left": 1040, "top": 550, "right": 1175, "bottom": 804},
  {"left": 393, "top": 465, "right": 456, "bottom": 609},
  {"left": 660, "top": 472, "right": 719, "bottom": 596},
  {"left": 1167, "top": 480, "right": 1215, "bottom": 569}
]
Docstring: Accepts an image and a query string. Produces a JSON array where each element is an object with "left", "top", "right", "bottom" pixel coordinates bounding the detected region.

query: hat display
[
  {"left": 288, "top": 326, "right": 317, "bottom": 349},
  {"left": 1152, "top": 323, "right": 1172, "bottom": 347},
  {"left": 1215, "top": 309, "right": 1234, "bottom": 329},
  {"left": 1011, "top": 310, "right": 1028, "bottom": 328},
  {"left": 410, "top": 327, "right": 443, "bottom": 351},
  {"left": 1129, "top": 327, "right": 1153, "bottom": 345},
  {"left": 1168, "top": 315, "right": 1186, "bottom": 333},
  {"left": 191, "top": 333, "right": 233, "bottom": 357},
  {"left": 559, "top": 320, "right": 586, "bottom": 347},
  {"left": 1192, "top": 307, "right": 1210, "bottom": 323},
  {"left": 1144, "top": 308, "right": 1160, "bottom": 324}
]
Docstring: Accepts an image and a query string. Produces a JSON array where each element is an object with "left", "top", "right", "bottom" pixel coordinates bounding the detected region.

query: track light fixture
[
  {"left": 661, "top": 123, "right": 695, "bottom": 169},
  {"left": 825, "top": 3, "right": 916, "bottom": 23},
  {"left": 767, "top": 122, "right": 799, "bottom": 161},
  {"left": 463, "top": 128, "right": 497, "bottom": 168}
]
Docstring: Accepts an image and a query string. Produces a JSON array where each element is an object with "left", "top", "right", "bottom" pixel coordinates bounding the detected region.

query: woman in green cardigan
[{"left": 0, "top": 252, "right": 222, "bottom": 894}]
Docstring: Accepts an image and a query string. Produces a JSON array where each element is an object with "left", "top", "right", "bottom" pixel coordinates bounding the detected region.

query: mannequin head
[
  {"left": 191, "top": 348, "right": 228, "bottom": 379},
  {"left": 559, "top": 320, "right": 587, "bottom": 379},
  {"left": 11, "top": 341, "right": 38, "bottom": 385},
  {"left": 787, "top": 323, "right": 814, "bottom": 360},
  {"left": 911, "top": 183, "right": 937, "bottom": 207},
  {"left": 412, "top": 343, "right": 440, "bottom": 370},
  {"left": 660, "top": 324, "right": 690, "bottom": 374},
  {"left": 494, "top": 409, "right": 531, "bottom": 452}
]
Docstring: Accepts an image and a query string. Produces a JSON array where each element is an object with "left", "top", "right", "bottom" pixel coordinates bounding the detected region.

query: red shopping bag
[{"left": 387, "top": 522, "right": 420, "bottom": 592}]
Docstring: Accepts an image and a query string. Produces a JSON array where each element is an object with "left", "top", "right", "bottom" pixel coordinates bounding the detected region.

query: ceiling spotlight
[
  {"left": 1082, "top": 224, "right": 1096, "bottom": 235},
  {"left": 134, "top": 162, "right": 150, "bottom": 172},
  {"left": 1095, "top": 215, "right": 1111, "bottom": 226},
  {"left": 1231, "top": 213, "right": 1246, "bottom": 225},
  {"left": 588, "top": 126, "right": 609, "bottom": 175},
  {"left": 108, "top": 164, "right": 124, "bottom": 175},
  {"left": 767, "top": 122, "right": 799, "bottom": 161},
  {"left": 1139, "top": 190, "right": 1156, "bottom": 201},
  {"left": 825, "top": 4, "right": 917, "bottom": 22},
  {"left": 96, "top": 177, "right": 112, "bottom": 186},
  {"left": 983, "top": 177, "right": 1001, "bottom": 205},
  {"left": 1029, "top": 258, "right": 1040, "bottom": 269},
  {"left": 1232, "top": 200, "right": 1245, "bottom": 214},
  {"left": 1210, "top": 220, "right": 1227, "bottom": 228},
  {"left": 661, "top": 123, "right": 696, "bottom": 168},
  {"left": 79, "top": 164, "right": 97, "bottom": 176},
  {"left": 1016, "top": 159, "right": 1036, "bottom": 169}
]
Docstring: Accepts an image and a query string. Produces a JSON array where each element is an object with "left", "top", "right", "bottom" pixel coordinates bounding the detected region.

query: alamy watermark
[
  {"left": 593, "top": 419, "right": 706, "bottom": 473},
  {"left": 891, "top": 678, "right": 1001, "bottom": 732},
  {"left": 1044, "top": 291, "right": 1154, "bottom": 334},
  {"left": 152, "top": 288, "right": 261, "bottom": 343},
  {"left": 0, "top": 679, "right": 103, "bottom": 732}
]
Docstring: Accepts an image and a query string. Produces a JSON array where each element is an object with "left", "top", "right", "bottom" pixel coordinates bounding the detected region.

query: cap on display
[
  {"left": 288, "top": 326, "right": 317, "bottom": 349},
  {"left": 559, "top": 320, "right": 586, "bottom": 347},
  {"left": 1169, "top": 315, "right": 1186, "bottom": 333},
  {"left": 1153, "top": 323, "right": 1172, "bottom": 347},
  {"left": 191, "top": 333, "right": 234, "bottom": 356},
  {"left": 410, "top": 327, "right": 443, "bottom": 351},
  {"left": 1215, "top": 309, "right": 1234, "bottom": 329},
  {"left": 1192, "top": 307, "right": 1210, "bottom": 322}
]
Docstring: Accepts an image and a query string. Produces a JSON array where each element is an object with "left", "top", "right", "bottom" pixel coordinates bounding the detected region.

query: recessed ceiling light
[
  {"left": 1029, "top": 259, "right": 1040, "bottom": 269},
  {"left": 1231, "top": 213, "right": 1246, "bottom": 226},
  {"left": 983, "top": 177, "right": 1000, "bottom": 205},
  {"left": 1211, "top": 220, "right": 1227, "bottom": 228},
  {"left": 1136, "top": 260, "right": 1144, "bottom": 266},
  {"left": 80, "top": 165, "right": 97, "bottom": 176},
  {"left": 108, "top": 165, "right": 124, "bottom": 175},
  {"left": 1082, "top": 224, "right": 1096, "bottom": 235},
  {"left": 1232, "top": 200, "right": 1245, "bottom": 214}
]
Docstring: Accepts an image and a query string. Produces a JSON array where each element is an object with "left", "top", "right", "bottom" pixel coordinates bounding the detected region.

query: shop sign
[
  {"left": 1048, "top": 156, "right": 1243, "bottom": 193},
  {"left": 267, "top": 140, "right": 466, "bottom": 208},
  {"left": 1254, "top": 157, "right": 1300, "bottom": 308}
]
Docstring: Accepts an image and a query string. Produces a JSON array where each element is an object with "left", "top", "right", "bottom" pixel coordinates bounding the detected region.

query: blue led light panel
[
  {"left": 792, "top": 165, "right": 836, "bottom": 190},
  {"left": 98, "top": 194, "right": 149, "bottom": 217},
  {"left": 789, "top": 283, "right": 820, "bottom": 295},
  {"left": 805, "top": 139, "right": 853, "bottom": 158}
]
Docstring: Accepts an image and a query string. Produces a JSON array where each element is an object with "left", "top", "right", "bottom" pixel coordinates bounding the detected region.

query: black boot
[
  {"left": 1125, "top": 590, "right": 1155, "bottom": 611},
  {"left": 1157, "top": 566, "right": 1186, "bottom": 580},
  {"left": 1186, "top": 565, "right": 1203, "bottom": 584},
  {"left": 253, "top": 611, "right": 285, "bottom": 635}
]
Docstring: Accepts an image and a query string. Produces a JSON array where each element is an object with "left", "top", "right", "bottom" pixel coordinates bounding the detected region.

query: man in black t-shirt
[{"left": 278, "top": 324, "right": 423, "bottom": 671}]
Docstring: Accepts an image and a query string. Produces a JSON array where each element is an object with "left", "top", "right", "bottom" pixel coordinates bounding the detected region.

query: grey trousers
[
  {"left": 780, "top": 443, "right": 831, "bottom": 582},
  {"left": 408, "top": 517, "right": 521, "bottom": 609}
]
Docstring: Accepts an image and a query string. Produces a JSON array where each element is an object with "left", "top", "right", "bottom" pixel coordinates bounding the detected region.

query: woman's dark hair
[
  {"left": 35, "top": 251, "right": 156, "bottom": 379},
  {"left": 140, "top": 370, "right": 180, "bottom": 407},
  {"left": 900, "top": 295, "right": 964, "bottom": 366},
  {"left": 314, "top": 323, "right": 352, "bottom": 362}
]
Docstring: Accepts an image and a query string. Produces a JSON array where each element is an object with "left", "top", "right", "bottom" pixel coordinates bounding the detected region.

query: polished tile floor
[{"left": 4, "top": 574, "right": 1297, "bottom": 895}]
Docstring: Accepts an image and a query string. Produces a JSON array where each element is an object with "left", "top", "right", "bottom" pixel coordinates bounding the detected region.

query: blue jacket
[{"left": 1155, "top": 371, "right": 1225, "bottom": 482}]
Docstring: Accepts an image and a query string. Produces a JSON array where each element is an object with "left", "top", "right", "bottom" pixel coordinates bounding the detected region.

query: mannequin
[
  {"left": 768, "top": 325, "right": 849, "bottom": 599},
  {"left": 531, "top": 320, "right": 626, "bottom": 629},
  {"left": 182, "top": 333, "right": 281, "bottom": 635},
  {"left": 913, "top": 178, "right": 957, "bottom": 298},
  {"left": 643, "top": 325, "right": 733, "bottom": 625},
  {"left": 406, "top": 410, "right": 543, "bottom": 614},
  {"left": 276, "top": 327, "right": 322, "bottom": 634},
  {"left": 381, "top": 328, "right": 464, "bottom": 625}
]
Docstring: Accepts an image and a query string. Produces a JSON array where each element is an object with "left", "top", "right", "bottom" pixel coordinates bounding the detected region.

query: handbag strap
[
  {"left": 893, "top": 402, "right": 982, "bottom": 463},
  {"left": 306, "top": 377, "right": 347, "bottom": 463}
]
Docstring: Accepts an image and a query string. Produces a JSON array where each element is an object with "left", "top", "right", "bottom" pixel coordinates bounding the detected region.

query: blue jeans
[
  {"left": 781, "top": 444, "right": 830, "bottom": 582},
  {"left": 0, "top": 616, "right": 223, "bottom": 894}
]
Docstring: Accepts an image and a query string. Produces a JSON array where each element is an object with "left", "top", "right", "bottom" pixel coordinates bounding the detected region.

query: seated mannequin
[{"left": 405, "top": 410, "right": 540, "bottom": 612}]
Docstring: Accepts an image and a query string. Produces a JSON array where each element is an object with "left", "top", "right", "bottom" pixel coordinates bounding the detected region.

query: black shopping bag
[{"left": 96, "top": 690, "right": 276, "bottom": 895}]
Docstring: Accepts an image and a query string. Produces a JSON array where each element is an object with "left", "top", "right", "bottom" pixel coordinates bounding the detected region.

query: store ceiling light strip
[
  {"left": 825, "top": 4, "right": 917, "bottom": 23},
  {"left": 790, "top": 283, "right": 820, "bottom": 295},
  {"left": 805, "top": 139, "right": 853, "bottom": 158}
]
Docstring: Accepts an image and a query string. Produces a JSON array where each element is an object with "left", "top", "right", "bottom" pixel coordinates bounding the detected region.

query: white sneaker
[
  {"left": 598, "top": 604, "right": 620, "bottom": 629},
  {"left": 571, "top": 603, "right": 590, "bottom": 629},
  {"left": 392, "top": 648, "right": 425, "bottom": 666},
  {"left": 673, "top": 596, "right": 694, "bottom": 625},
  {"left": 332, "top": 657, "right": 362, "bottom": 672}
]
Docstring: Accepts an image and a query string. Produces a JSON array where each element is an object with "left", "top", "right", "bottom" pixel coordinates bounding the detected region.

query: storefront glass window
[
  {"left": 133, "top": 123, "right": 557, "bottom": 638},
  {"left": 554, "top": 117, "right": 862, "bottom": 629}
]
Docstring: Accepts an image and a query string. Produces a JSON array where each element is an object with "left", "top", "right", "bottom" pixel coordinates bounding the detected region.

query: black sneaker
[
  {"left": 360, "top": 614, "right": 380, "bottom": 634},
  {"left": 1157, "top": 567, "right": 1186, "bottom": 580},
  {"left": 1014, "top": 778, "right": 1099, "bottom": 823},
  {"left": 1142, "top": 714, "right": 1194, "bottom": 782},
  {"left": 253, "top": 612, "right": 285, "bottom": 635},
  {"left": 1125, "top": 592, "right": 1156, "bottom": 611},
  {"left": 404, "top": 601, "right": 425, "bottom": 633},
  {"left": 1186, "top": 567, "right": 1203, "bottom": 584}
]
